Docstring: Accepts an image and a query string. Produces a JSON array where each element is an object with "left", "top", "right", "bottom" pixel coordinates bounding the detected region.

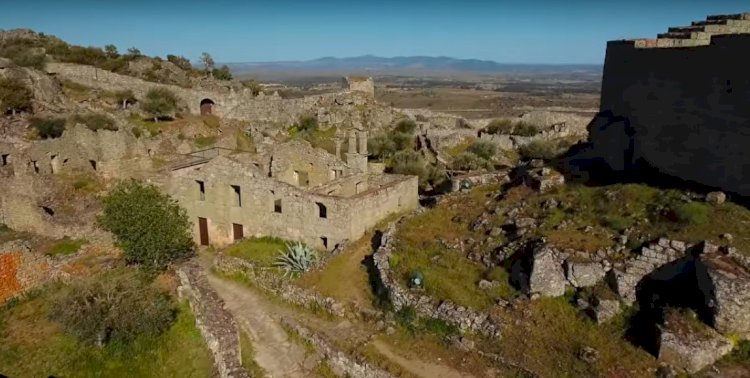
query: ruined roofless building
[
  {"left": 589, "top": 12, "right": 750, "bottom": 196},
  {"left": 168, "top": 130, "right": 418, "bottom": 250}
]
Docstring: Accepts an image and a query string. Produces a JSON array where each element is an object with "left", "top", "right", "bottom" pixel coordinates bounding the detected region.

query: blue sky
[{"left": 0, "top": 0, "right": 747, "bottom": 64}]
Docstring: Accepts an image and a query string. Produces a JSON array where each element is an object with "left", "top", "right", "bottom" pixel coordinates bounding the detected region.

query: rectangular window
[
  {"left": 321, "top": 237, "right": 328, "bottom": 250},
  {"left": 2, "top": 154, "right": 9, "bottom": 166},
  {"left": 274, "top": 199, "right": 282, "bottom": 213},
  {"left": 231, "top": 185, "right": 241, "bottom": 207},
  {"left": 197, "top": 180, "right": 205, "bottom": 201}
]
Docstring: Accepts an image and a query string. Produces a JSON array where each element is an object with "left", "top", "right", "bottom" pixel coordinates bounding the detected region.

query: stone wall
[
  {"left": 280, "top": 317, "right": 395, "bottom": 378},
  {"left": 0, "top": 240, "right": 61, "bottom": 302},
  {"left": 169, "top": 152, "right": 418, "bottom": 250},
  {"left": 176, "top": 261, "right": 250, "bottom": 378},
  {"left": 213, "top": 254, "right": 346, "bottom": 318},
  {"left": 373, "top": 218, "right": 501, "bottom": 337},
  {"left": 342, "top": 76, "right": 375, "bottom": 98},
  {"left": 591, "top": 28, "right": 750, "bottom": 196}
]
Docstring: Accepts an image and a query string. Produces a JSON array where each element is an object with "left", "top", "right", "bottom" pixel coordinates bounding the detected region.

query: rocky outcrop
[
  {"left": 698, "top": 254, "right": 750, "bottom": 339},
  {"left": 657, "top": 311, "right": 733, "bottom": 374},
  {"left": 176, "top": 261, "right": 249, "bottom": 378},
  {"left": 565, "top": 261, "right": 607, "bottom": 288},
  {"left": 527, "top": 245, "right": 567, "bottom": 297},
  {"left": 373, "top": 219, "right": 501, "bottom": 337}
]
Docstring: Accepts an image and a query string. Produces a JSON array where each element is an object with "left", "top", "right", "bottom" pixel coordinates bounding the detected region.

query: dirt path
[
  {"left": 206, "top": 275, "right": 316, "bottom": 378},
  {"left": 372, "top": 340, "right": 478, "bottom": 378},
  {"left": 205, "top": 268, "right": 481, "bottom": 378}
]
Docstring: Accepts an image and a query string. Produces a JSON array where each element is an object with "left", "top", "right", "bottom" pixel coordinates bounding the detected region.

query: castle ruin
[{"left": 589, "top": 12, "right": 750, "bottom": 196}]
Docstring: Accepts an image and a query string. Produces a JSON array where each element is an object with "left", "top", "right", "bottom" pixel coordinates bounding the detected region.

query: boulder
[
  {"left": 528, "top": 245, "right": 567, "bottom": 297},
  {"left": 657, "top": 311, "right": 733, "bottom": 374},
  {"left": 565, "top": 261, "right": 606, "bottom": 288},
  {"left": 706, "top": 191, "right": 727, "bottom": 205},
  {"left": 592, "top": 299, "right": 620, "bottom": 324},
  {"left": 698, "top": 255, "right": 750, "bottom": 338}
]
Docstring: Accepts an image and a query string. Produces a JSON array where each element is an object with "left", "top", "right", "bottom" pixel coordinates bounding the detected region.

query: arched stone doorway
[{"left": 200, "top": 98, "right": 215, "bottom": 115}]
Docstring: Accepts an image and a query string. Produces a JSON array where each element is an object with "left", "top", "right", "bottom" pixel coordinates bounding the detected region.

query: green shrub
[
  {"left": 49, "top": 269, "right": 177, "bottom": 346},
  {"left": 166, "top": 54, "right": 192, "bottom": 70},
  {"left": 194, "top": 135, "right": 217, "bottom": 148},
  {"left": 390, "top": 150, "right": 446, "bottom": 190},
  {"left": 112, "top": 89, "right": 136, "bottom": 109},
  {"left": 0, "top": 77, "right": 33, "bottom": 115},
  {"left": 30, "top": 117, "right": 66, "bottom": 139},
  {"left": 295, "top": 115, "right": 318, "bottom": 134},
  {"left": 513, "top": 122, "right": 540, "bottom": 137},
  {"left": 70, "top": 113, "right": 118, "bottom": 132},
  {"left": 519, "top": 139, "right": 568, "bottom": 160},
  {"left": 212, "top": 65, "right": 233, "bottom": 81},
  {"left": 466, "top": 141, "right": 496, "bottom": 160},
  {"left": 674, "top": 202, "right": 710, "bottom": 225},
  {"left": 131, "top": 127, "right": 143, "bottom": 138},
  {"left": 451, "top": 152, "right": 492, "bottom": 171},
  {"left": 98, "top": 180, "right": 194, "bottom": 271},
  {"left": 368, "top": 133, "right": 397, "bottom": 160},
  {"left": 394, "top": 119, "right": 417, "bottom": 134},
  {"left": 142, "top": 88, "right": 179, "bottom": 122},
  {"left": 390, "top": 132, "right": 414, "bottom": 151},
  {"left": 485, "top": 119, "right": 513, "bottom": 135},
  {"left": 484, "top": 266, "right": 509, "bottom": 283},
  {"left": 11, "top": 51, "right": 46, "bottom": 70}
]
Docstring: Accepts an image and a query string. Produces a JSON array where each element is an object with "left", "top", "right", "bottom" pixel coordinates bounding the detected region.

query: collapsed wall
[{"left": 590, "top": 13, "right": 750, "bottom": 196}]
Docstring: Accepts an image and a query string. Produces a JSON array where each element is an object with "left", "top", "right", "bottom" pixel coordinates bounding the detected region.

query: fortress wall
[
  {"left": 595, "top": 35, "right": 750, "bottom": 195},
  {"left": 346, "top": 175, "right": 419, "bottom": 239}
]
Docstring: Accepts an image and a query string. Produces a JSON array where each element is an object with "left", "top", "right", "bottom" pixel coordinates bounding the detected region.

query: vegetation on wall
[
  {"left": 70, "top": 113, "right": 118, "bottom": 132},
  {"left": 98, "top": 180, "right": 194, "bottom": 271},
  {"left": 29, "top": 117, "right": 66, "bottom": 139},
  {"left": 0, "top": 77, "right": 33, "bottom": 115}
]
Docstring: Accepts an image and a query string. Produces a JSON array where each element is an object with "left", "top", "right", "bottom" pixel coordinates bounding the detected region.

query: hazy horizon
[{"left": 1, "top": 0, "right": 748, "bottom": 65}]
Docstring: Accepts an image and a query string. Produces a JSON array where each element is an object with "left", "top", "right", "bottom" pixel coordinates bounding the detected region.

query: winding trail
[
  {"left": 206, "top": 275, "right": 317, "bottom": 378},
  {"left": 203, "top": 266, "right": 479, "bottom": 378}
]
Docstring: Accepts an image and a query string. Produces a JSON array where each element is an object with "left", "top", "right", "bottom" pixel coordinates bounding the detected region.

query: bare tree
[{"left": 200, "top": 52, "right": 215, "bottom": 74}]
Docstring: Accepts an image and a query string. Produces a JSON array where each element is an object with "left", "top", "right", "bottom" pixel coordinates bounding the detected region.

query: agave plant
[{"left": 274, "top": 241, "right": 318, "bottom": 277}]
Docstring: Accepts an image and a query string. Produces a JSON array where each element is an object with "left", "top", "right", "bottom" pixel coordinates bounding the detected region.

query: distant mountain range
[{"left": 225, "top": 55, "right": 601, "bottom": 77}]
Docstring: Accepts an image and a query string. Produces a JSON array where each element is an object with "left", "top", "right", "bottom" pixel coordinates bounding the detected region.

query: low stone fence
[
  {"left": 280, "top": 317, "right": 395, "bottom": 378},
  {"left": 176, "top": 261, "right": 250, "bottom": 378},
  {"left": 373, "top": 220, "right": 502, "bottom": 337},
  {"left": 213, "top": 254, "right": 346, "bottom": 318}
]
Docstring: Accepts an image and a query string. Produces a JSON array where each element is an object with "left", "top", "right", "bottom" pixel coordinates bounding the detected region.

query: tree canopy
[
  {"left": 141, "top": 88, "right": 179, "bottom": 122},
  {"left": 98, "top": 180, "right": 194, "bottom": 271},
  {"left": 0, "top": 77, "right": 33, "bottom": 115}
]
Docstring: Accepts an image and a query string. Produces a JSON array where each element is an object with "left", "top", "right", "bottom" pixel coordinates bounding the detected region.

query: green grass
[
  {"left": 483, "top": 297, "right": 656, "bottom": 377},
  {"left": 288, "top": 125, "right": 338, "bottom": 155},
  {"left": 128, "top": 114, "right": 162, "bottom": 136},
  {"left": 194, "top": 135, "right": 217, "bottom": 148},
  {"left": 391, "top": 185, "right": 516, "bottom": 310},
  {"left": 239, "top": 330, "right": 267, "bottom": 377},
  {"left": 0, "top": 292, "right": 213, "bottom": 378},
  {"left": 443, "top": 137, "right": 477, "bottom": 158},
  {"left": 47, "top": 238, "right": 86, "bottom": 257},
  {"left": 224, "top": 236, "right": 289, "bottom": 267},
  {"left": 391, "top": 182, "right": 750, "bottom": 311}
]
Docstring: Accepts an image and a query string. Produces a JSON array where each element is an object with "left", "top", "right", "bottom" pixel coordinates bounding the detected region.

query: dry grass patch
[
  {"left": 486, "top": 297, "right": 656, "bottom": 377},
  {"left": 295, "top": 233, "right": 376, "bottom": 311}
]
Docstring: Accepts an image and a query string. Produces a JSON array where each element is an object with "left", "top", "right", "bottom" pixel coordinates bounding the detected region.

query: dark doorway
[
  {"left": 200, "top": 99, "right": 215, "bottom": 115},
  {"left": 233, "top": 223, "right": 244, "bottom": 241},
  {"left": 198, "top": 217, "right": 209, "bottom": 246}
]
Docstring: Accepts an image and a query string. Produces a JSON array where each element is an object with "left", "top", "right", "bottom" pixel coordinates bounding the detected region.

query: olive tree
[
  {"left": 98, "top": 180, "right": 194, "bottom": 271},
  {"left": 0, "top": 77, "right": 33, "bottom": 115},
  {"left": 50, "top": 269, "right": 176, "bottom": 346},
  {"left": 141, "top": 88, "right": 179, "bottom": 122}
]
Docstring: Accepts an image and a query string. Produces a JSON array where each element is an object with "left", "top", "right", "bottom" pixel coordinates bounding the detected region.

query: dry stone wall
[
  {"left": 214, "top": 254, "right": 347, "bottom": 318},
  {"left": 373, "top": 218, "right": 501, "bottom": 337},
  {"left": 176, "top": 261, "right": 250, "bottom": 378}
]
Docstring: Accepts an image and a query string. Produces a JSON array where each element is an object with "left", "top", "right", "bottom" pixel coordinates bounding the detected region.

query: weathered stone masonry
[{"left": 590, "top": 12, "right": 750, "bottom": 196}]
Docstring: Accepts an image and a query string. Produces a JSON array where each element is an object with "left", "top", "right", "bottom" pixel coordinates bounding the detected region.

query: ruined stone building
[
  {"left": 168, "top": 130, "right": 418, "bottom": 250},
  {"left": 589, "top": 12, "right": 750, "bottom": 196}
]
